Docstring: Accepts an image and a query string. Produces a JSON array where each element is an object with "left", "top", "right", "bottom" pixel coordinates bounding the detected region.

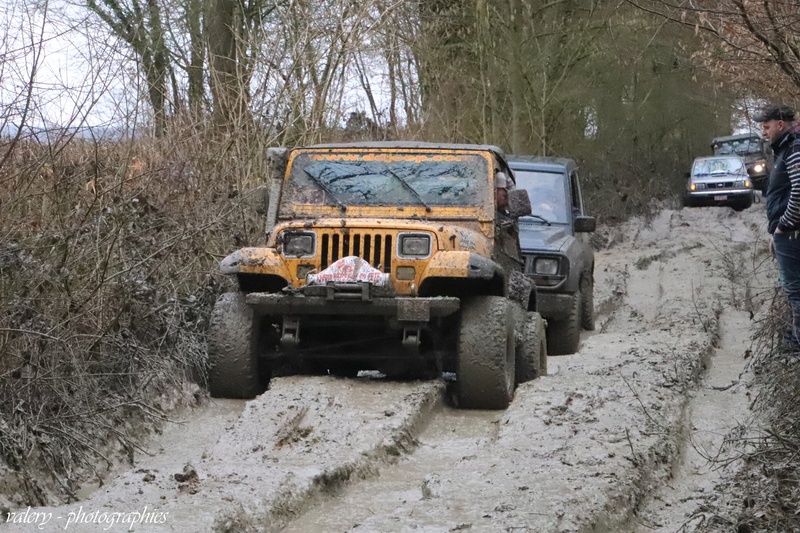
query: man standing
[{"left": 755, "top": 105, "right": 800, "bottom": 349}]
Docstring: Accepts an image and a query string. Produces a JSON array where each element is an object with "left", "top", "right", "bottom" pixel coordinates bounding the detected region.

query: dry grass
[
  {"left": 690, "top": 294, "right": 800, "bottom": 533},
  {"left": 0, "top": 123, "right": 271, "bottom": 505}
]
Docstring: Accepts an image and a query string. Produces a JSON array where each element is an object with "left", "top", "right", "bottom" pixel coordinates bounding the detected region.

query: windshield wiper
[
  {"left": 382, "top": 167, "right": 432, "bottom": 212},
  {"left": 525, "top": 214, "right": 552, "bottom": 226},
  {"left": 303, "top": 169, "right": 347, "bottom": 211}
]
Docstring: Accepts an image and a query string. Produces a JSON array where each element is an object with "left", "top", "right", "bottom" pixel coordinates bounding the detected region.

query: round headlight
[
  {"left": 753, "top": 163, "right": 764, "bottom": 173},
  {"left": 534, "top": 257, "right": 559, "bottom": 275}
]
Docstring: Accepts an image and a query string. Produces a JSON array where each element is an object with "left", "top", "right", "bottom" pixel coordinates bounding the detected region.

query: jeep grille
[{"left": 320, "top": 231, "right": 393, "bottom": 273}]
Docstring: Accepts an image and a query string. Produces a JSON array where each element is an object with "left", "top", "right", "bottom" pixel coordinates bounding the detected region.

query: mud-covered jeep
[{"left": 207, "top": 142, "right": 547, "bottom": 410}]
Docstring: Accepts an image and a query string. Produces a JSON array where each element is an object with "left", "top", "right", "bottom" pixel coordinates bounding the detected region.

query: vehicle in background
[
  {"left": 711, "top": 133, "right": 772, "bottom": 192},
  {"left": 508, "top": 156, "right": 596, "bottom": 356},
  {"left": 684, "top": 155, "right": 754, "bottom": 211}
]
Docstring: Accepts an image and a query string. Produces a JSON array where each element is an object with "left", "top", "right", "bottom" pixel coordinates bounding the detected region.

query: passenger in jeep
[{"left": 496, "top": 171, "right": 510, "bottom": 212}]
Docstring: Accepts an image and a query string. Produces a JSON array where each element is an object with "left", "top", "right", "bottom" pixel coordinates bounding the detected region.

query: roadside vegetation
[{"left": 0, "top": 1, "right": 798, "bottom": 528}]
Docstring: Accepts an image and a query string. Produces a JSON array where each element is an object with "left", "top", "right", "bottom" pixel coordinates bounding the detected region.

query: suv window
[{"left": 513, "top": 169, "right": 570, "bottom": 224}]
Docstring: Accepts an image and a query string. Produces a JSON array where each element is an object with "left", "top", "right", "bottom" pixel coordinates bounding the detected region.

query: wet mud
[{"left": 1, "top": 203, "right": 773, "bottom": 533}]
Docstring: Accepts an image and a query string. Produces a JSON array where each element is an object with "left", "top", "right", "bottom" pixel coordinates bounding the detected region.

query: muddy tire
[
  {"left": 516, "top": 312, "right": 547, "bottom": 384},
  {"left": 456, "top": 296, "right": 515, "bottom": 409},
  {"left": 207, "top": 292, "right": 269, "bottom": 399},
  {"left": 546, "top": 291, "right": 581, "bottom": 355},
  {"left": 580, "top": 272, "right": 595, "bottom": 331}
]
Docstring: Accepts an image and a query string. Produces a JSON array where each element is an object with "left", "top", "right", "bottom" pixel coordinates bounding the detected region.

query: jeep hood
[{"left": 518, "top": 221, "right": 572, "bottom": 252}]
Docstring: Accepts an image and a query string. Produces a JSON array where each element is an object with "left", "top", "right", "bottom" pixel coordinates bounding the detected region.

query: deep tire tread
[
  {"left": 457, "top": 296, "right": 515, "bottom": 409},
  {"left": 207, "top": 293, "right": 268, "bottom": 399},
  {"left": 516, "top": 312, "right": 547, "bottom": 384},
  {"left": 546, "top": 291, "right": 581, "bottom": 355}
]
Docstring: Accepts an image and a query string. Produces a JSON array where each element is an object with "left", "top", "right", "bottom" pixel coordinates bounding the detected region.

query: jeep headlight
[
  {"left": 283, "top": 232, "right": 315, "bottom": 257},
  {"left": 753, "top": 163, "right": 764, "bottom": 173},
  {"left": 398, "top": 234, "right": 431, "bottom": 258},
  {"left": 534, "top": 257, "right": 559, "bottom": 275}
]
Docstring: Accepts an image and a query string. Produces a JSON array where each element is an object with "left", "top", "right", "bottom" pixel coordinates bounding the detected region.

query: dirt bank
[{"left": 1, "top": 203, "right": 773, "bottom": 533}]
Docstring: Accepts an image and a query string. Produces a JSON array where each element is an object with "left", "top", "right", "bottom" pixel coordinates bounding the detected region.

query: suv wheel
[
  {"left": 580, "top": 273, "right": 595, "bottom": 331},
  {"left": 207, "top": 292, "right": 270, "bottom": 398},
  {"left": 457, "top": 296, "right": 515, "bottom": 409},
  {"left": 546, "top": 291, "right": 581, "bottom": 355},
  {"left": 515, "top": 312, "right": 547, "bottom": 384}
]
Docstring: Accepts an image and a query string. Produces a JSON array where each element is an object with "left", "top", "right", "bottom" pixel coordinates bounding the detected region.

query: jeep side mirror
[
  {"left": 574, "top": 216, "right": 596, "bottom": 233},
  {"left": 507, "top": 189, "right": 532, "bottom": 218}
]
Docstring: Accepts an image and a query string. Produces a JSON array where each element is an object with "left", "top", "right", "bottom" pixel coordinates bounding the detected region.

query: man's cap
[{"left": 753, "top": 105, "right": 795, "bottom": 123}]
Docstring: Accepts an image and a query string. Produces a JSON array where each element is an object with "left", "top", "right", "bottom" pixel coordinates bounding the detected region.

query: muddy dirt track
[{"left": 2, "top": 203, "right": 775, "bottom": 533}]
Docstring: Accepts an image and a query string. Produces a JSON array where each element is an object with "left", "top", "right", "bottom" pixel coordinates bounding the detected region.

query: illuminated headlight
[
  {"left": 534, "top": 257, "right": 559, "bottom": 275},
  {"left": 399, "top": 234, "right": 431, "bottom": 257},
  {"left": 283, "top": 233, "right": 315, "bottom": 257},
  {"left": 753, "top": 163, "right": 764, "bottom": 173},
  {"left": 735, "top": 180, "right": 751, "bottom": 188}
]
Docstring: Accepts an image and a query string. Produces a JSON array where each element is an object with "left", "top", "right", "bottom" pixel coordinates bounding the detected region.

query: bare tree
[
  {"left": 629, "top": 0, "right": 800, "bottom": 98},
  {"left": 206, "top": 0, "right": 281, "bottom": 129},
  {"left": 88, "top": 0, "right": 172, "bottom": 136}
]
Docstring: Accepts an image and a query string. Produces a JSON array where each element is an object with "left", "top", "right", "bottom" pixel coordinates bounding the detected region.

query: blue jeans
[{"left": 773, "top": 232, "right": 800, "bottom": 347}]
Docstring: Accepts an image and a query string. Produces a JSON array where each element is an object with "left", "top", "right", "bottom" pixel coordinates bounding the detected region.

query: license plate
[{"left": 714, "top": 195, "right": 727, "bottom": 201}]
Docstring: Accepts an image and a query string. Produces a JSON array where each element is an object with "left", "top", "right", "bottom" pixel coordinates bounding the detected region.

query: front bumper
[
  {"left": 245, "top": 291, "right": 461, "bottom": 322},
  {"left": 687, "top": 188, "right": 753, "bottom": 204}
]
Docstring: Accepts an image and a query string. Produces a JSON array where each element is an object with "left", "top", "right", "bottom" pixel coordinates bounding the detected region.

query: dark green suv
[{"left": 711, "top": 133, "right": 772, "bottom": 192}]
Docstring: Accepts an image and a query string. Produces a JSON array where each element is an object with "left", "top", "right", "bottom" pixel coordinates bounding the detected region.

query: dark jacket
[{"left": 766, "top": 127, "right": 800, "bottom": 234}]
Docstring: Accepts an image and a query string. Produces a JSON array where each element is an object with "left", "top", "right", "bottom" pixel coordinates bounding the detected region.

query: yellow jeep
[{"left": 208, "top": 142, "right": 547, "bottom": 409}]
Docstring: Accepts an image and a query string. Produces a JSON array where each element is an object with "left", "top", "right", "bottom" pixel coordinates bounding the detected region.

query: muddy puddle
[{"left": 283, "top": 405, "right": 500, "bottom": 532}]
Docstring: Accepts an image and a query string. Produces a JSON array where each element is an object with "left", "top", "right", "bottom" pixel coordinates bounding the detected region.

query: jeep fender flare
[
  {"left": 419, "top": 251, "right": 501, "bottom": 281},
  {"left": 220, "top": 247, "right": 292, "bottom": 282}
]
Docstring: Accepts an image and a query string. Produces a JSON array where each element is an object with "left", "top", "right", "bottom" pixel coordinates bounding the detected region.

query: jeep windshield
[
  {"left": 280, "top": 150, "right": 490, "bottom": 215},
  {"left": 513, "top": 170, "right": 570, "bottom": 224}
]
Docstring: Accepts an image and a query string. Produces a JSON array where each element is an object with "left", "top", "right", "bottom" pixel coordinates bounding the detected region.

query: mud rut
[{"left": 4, "top": 205, "right": 773, "bottom": 533}]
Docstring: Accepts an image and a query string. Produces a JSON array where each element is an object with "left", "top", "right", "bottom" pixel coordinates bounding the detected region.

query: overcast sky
[{"left": 1, "top": 0, "right": 141, "bottom": 136}]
